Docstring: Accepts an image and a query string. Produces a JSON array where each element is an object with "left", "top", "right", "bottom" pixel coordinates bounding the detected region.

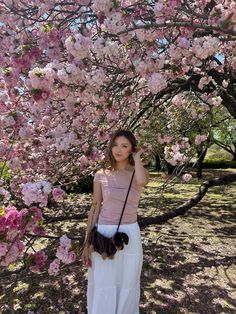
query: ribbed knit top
[{"left": 94, "top": 169, "right": 142, "bottom": 225}]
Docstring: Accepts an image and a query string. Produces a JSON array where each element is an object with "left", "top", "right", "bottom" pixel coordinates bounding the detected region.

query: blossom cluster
[
  {"left": 164, "top": 138, "right": 190, "bottom": 166},
  {"left": 22, "top": 181, "right": 65, "bottom": 207},
  {"left": 28, "top": 67, "right": 55, "bottom": 91},
  {"left": 195, "top": 135, "right": 208, "bottom": 146},
  {"left": 29, "top": 250, "right": 48, "bottom": 272},
  {"left": 0, "top": 205, "right": 43, "bottom": 266},
  {"left": 48, "top": 235, "right": 77, "bottom": 276}
]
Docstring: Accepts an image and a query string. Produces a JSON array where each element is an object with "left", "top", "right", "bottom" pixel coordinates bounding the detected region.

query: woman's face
[{"left": 111, "top": 136, "right": 133, "bottom": 162}]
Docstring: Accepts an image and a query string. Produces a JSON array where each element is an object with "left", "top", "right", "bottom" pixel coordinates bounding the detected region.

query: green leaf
[
  {"left": 0, "top": 207, "right": 5, "bottom": 216},
  {"left": 44, "top": 25, "right": 51, "bottom": 33}
]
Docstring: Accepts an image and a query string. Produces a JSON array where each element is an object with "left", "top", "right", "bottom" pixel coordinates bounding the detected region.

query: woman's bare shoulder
[{"left": 96, "top": 168, "right": 111, "bottom": 175}]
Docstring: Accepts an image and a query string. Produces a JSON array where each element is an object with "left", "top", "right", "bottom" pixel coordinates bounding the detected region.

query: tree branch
[
  {"left": 139, "top": 173, "right": 236, "bottom": 228},
  {"left": 119, "top": 21, "right": 236, "bottom": 40},
  {"left": 42, "top": 213, "right": 87, "bottom": 223},
  {"left": 214, "top": 139, "right": 234, "bottom": 155}
]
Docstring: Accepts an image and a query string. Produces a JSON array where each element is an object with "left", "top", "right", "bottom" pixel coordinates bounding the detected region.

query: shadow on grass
[
  {"left": 140, "top": 232, "right": 236, "bottom": 314},
  {"left": 0, "top": 262, "right": 88, "bottom": 313}
]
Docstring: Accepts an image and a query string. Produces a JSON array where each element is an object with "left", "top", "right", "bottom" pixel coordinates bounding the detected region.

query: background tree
[{"left": 213, "top": 116, "right": 236, "bottom": 161}]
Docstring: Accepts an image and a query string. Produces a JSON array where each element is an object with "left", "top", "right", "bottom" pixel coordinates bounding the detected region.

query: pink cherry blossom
[
  {"left": 198, "top": 76, "right": 213, "bottom": 90},
  {"left": 0, "top": 216, "right": 6, "bottom": 232},
  {"left": 172, "top": 94, "right": 184, "bottom": 106},
  {"left": 104, "top": 12, "right": 126, "bottom": 34},
  {"left": 52, "top": 187, "right": 65, "bottom": 202},
  {"left": 148, "top": 73, "right": 168, "bottom": 94},
  {"left": 48, "top": 258, "right": 60, "bottom": 276},
  {"left": 1, "top": 239, "right": 25, "bottom": 267},
  {"left": 5, "top": 206, "right": 22, "bottom": 229},
  {"left": 30, "top": 250, "right": 48, "bottom": 272},
  {"left": 195, "top": 135, "right": 208, "bottom": 146},
  {"left": 0, "top": 242, "right": 8, "bottom": 258},
  {"left": 60, "top": 235, "right": 71, "bottom": 249},
  {"left": 0, "top": 187, "right": 11, "bottom": 201},
  {"left": 182, "top": 173, "right": 193, "bottom": 182},
  {"left": 92, "top": 0, "right": 113, "bottom": 13}
]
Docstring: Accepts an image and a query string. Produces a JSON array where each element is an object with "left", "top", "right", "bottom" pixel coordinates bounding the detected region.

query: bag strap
[{"left": 116, "top": 170, "right": 135, "bottom": 233}]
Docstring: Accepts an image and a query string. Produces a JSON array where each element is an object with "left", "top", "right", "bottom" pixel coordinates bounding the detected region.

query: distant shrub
[
  {"left": 194, "top": 158, "right": 236, "bottom": 169},
  {"left": 204, "top": 158, "right": 236, "bottom": 168}
]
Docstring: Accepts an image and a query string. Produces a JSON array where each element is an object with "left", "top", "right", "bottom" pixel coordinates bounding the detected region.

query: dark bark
[
  {"left": 163, "top": 160, "right": 176, "bottom": 175},
  {"left": 42, "top": 213, "right": 87, "bottom": 223},
  {"left": 233, "top": 143, "right": 236, "bottom": 161},
  {"left": 155, "top": 154, "right": 161, "bottom": 170},
  {"left": 196, "top": 147, "right": 208, "bottom": 179},
  {"left": 138, "top": 173, "right": 236, "bottom": 228}
]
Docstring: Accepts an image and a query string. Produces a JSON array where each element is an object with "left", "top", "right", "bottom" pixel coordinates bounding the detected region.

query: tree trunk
[
  {"left": 196, "top": 147, "right": 208, "bottom": 179},
  {"left": 165, "top": 161, "right": 176, "bottom": 175},
  {"left": 232, "top": 143, "right": 236, "bottom": 161},
  {"left": 155, "top": 154, "right": 161, "bottom": 170}
]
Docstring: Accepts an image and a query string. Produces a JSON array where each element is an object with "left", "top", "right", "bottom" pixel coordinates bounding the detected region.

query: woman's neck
[{"left": 115, "top": 161, "right": 132, "bottom": 171}]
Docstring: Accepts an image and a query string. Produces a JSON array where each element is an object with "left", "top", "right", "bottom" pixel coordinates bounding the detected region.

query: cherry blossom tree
[{"left": 1, "top": 0, "right": 236, "bottom": 273}]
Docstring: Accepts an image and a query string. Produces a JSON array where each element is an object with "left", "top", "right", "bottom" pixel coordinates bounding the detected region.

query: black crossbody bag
[{"left": 88, "top": 170, "right": 135, "bottom": 260}]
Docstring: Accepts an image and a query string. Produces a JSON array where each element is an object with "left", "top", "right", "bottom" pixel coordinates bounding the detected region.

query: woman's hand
[
  {"left": 132, "top": 147, "right": 143, "bottom": 161},
  {"left": 81, "top": 245, "right": 93, "bottom": 268}
]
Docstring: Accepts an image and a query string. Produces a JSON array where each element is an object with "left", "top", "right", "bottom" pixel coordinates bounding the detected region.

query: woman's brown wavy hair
[{"left": 106, "top": 129, "right": 137, "bottom": 170}]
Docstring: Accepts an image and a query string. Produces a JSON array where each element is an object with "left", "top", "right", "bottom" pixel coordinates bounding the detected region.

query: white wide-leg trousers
[{"left": 87, "top": 222, "right": 143, "bottom": 314}]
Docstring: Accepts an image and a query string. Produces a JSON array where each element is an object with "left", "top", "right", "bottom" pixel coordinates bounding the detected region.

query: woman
[{"left": 81, "top": 129, "right": 149, "bottom": 314}]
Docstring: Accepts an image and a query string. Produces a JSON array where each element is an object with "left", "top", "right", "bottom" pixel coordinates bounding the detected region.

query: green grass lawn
[
  {"left": 0, "top": 168, "right": 236, "bottom": 314},
  {"left": 205, "top": 144, "right": 234, "bottom": 161}
]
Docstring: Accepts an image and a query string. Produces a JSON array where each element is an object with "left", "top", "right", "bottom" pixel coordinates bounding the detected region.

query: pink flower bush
[{"left": 0, "top": 205, "right": 45, "bottom": 266}]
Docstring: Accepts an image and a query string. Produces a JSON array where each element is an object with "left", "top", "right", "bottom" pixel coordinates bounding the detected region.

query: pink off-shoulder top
[{"left": 94, "top": 169, "right": 142, "bottom": 225}]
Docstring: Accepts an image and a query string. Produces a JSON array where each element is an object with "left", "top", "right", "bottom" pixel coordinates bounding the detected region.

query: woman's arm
[
  {"left": 83, "top": 180, "right": 102, "bottom": 247},
  {"left": 81, "top": 178, "right": 102, "bottom": 267},
  {"left": 133, "top": 148, "right": 149, "bottom": 187}
]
